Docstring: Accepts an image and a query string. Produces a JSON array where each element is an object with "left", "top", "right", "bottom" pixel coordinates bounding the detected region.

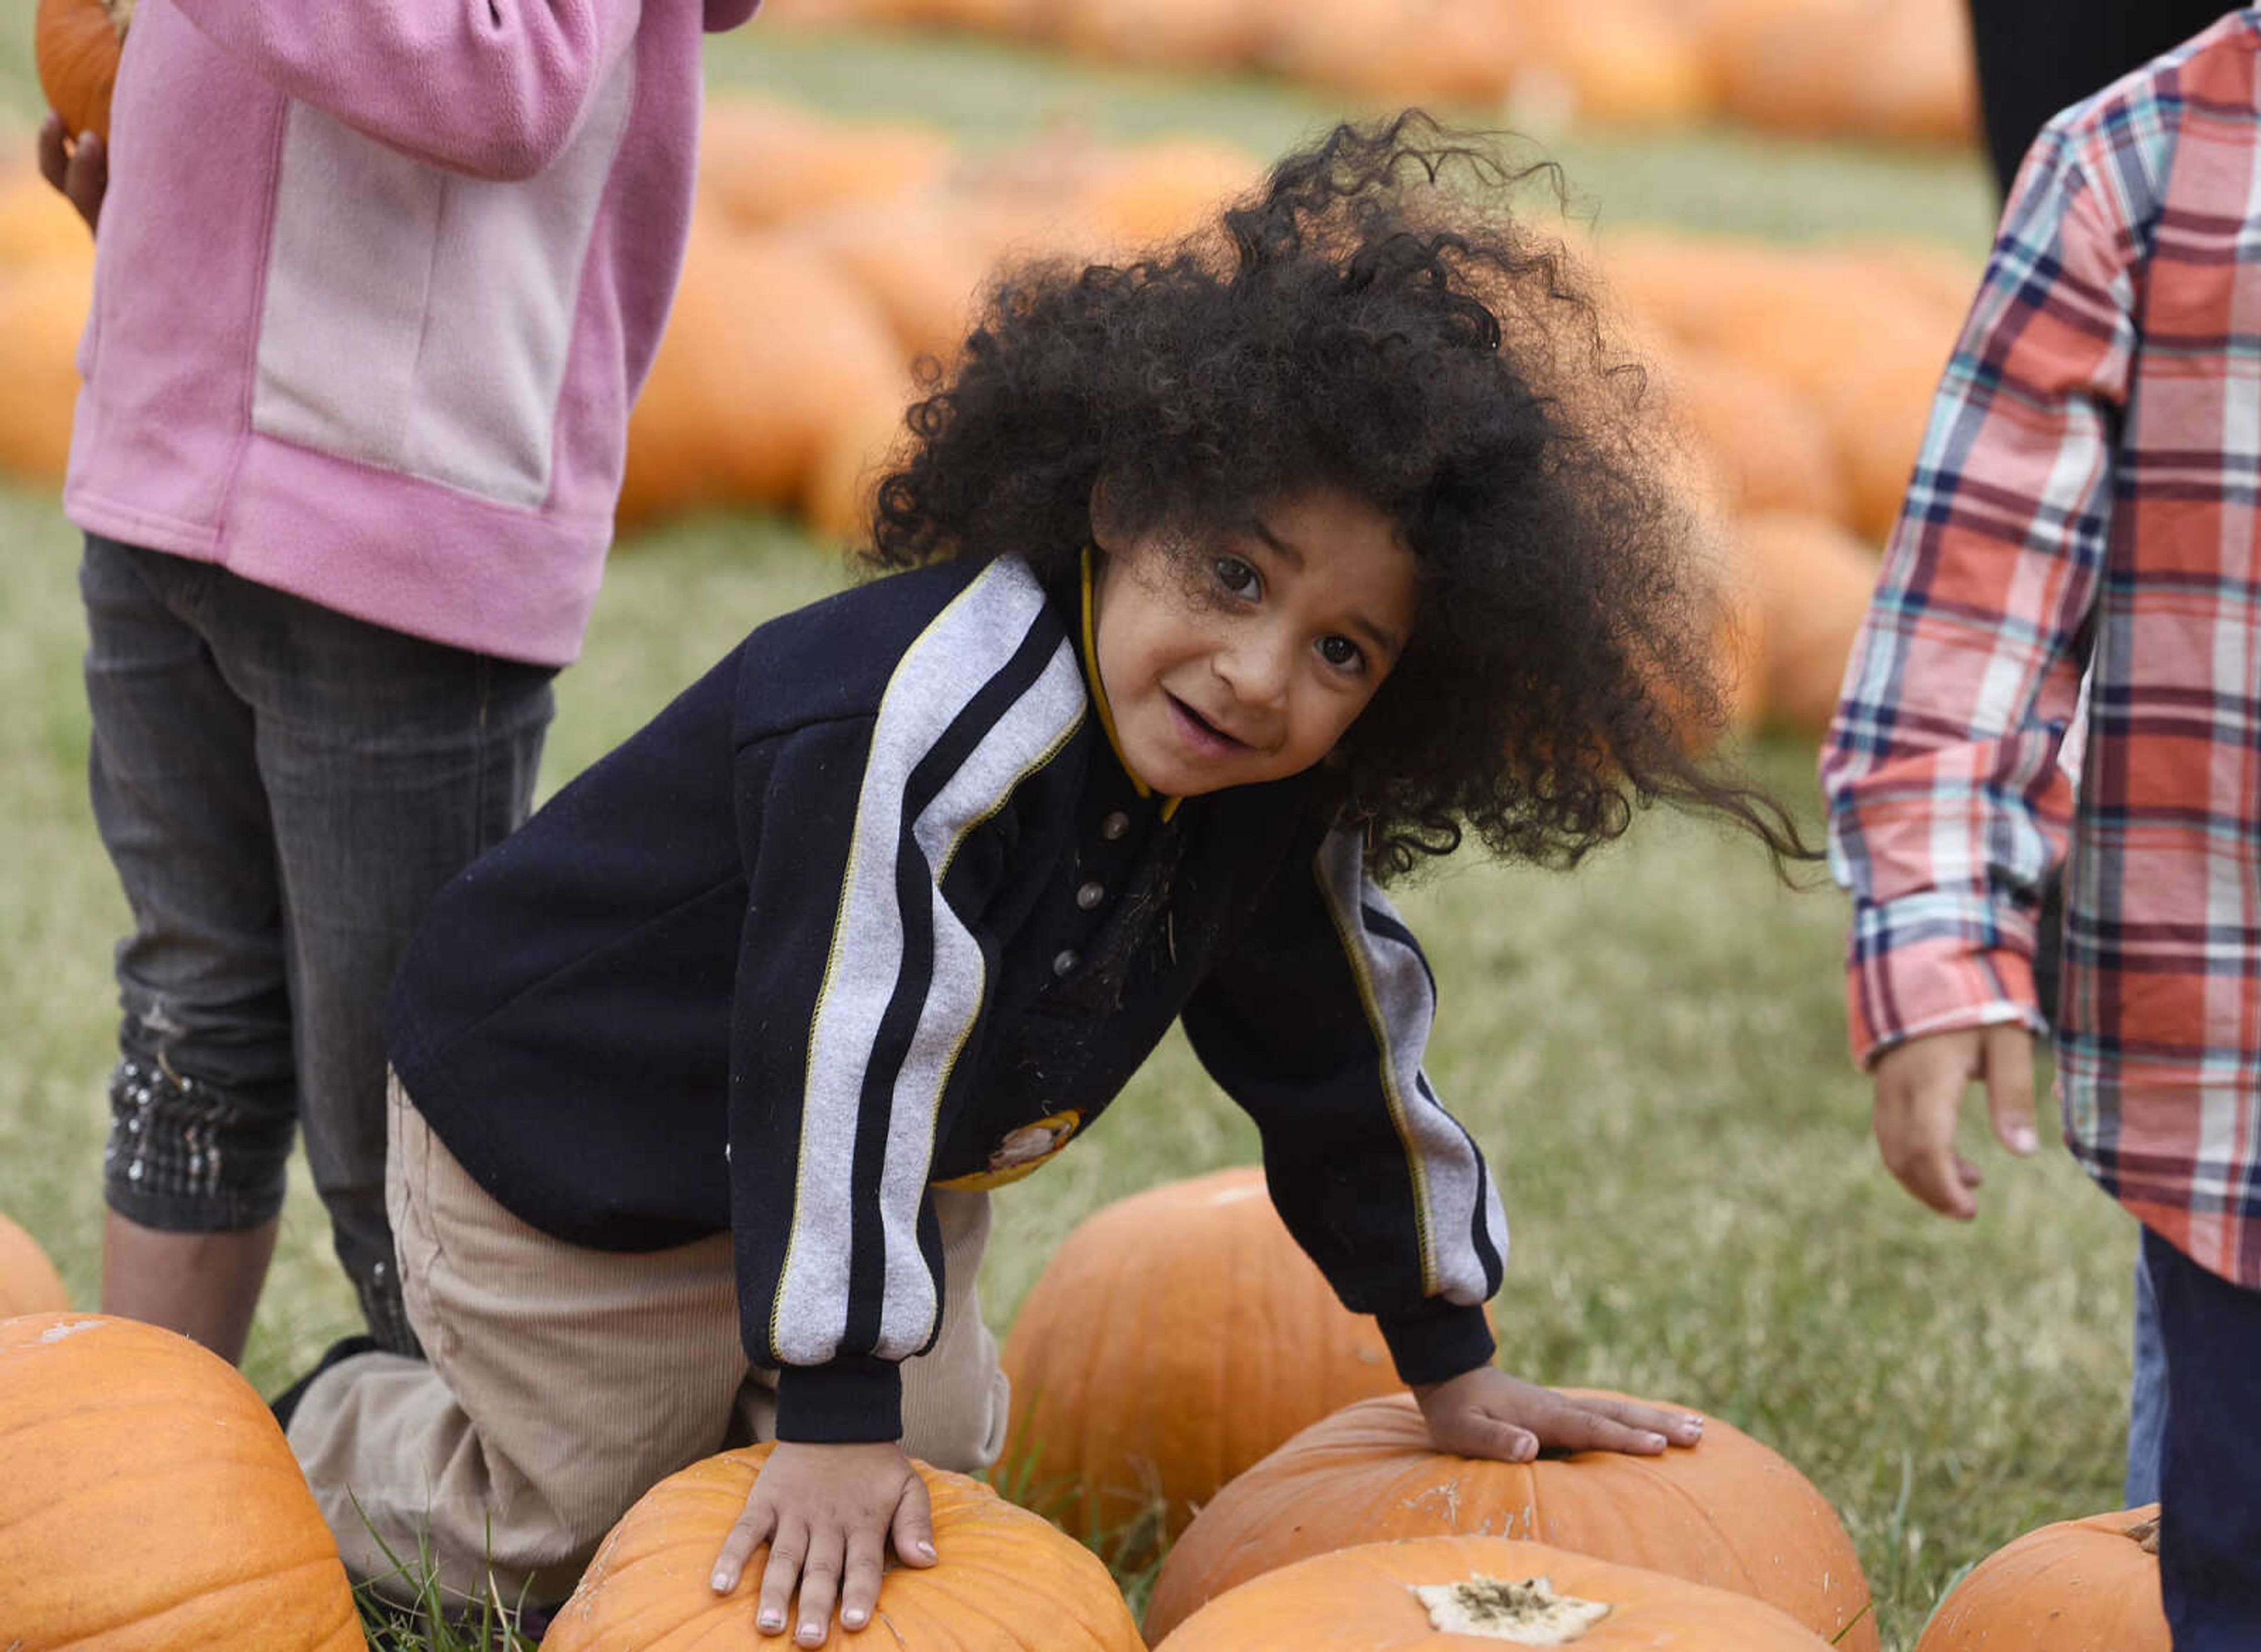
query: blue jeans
[
  {"left": 2141, "top": 1226, "right": 2261, "bottom": 1652},
  {"left": 2126, "top": 1245, "right": 2167, "bottom": 1507},
  {"left": 82, "top": 536, "right": 554, "bottom": 1351}
]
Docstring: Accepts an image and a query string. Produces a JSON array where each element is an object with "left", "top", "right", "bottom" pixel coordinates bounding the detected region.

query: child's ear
[{"left": 1087, "top": 476, "right": 1122, "bottom": 553}]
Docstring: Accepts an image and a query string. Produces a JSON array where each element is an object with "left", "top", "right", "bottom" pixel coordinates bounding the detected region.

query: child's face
[{"left": 1089, "top": 484, "right": 1417, "bottom": 798}]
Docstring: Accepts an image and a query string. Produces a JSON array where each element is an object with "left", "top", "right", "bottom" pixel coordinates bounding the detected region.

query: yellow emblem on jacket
[{"left": 934, "top": 1110, "right": 1082, "bottom": 1191}]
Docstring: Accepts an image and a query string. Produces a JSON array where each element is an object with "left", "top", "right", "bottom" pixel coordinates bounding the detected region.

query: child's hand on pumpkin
[
  {"left": 36, "top": 114, "right": 105, "bottom": 233},
  {"left": 711, "top": 1439, "right": 937, "bottom": 1645},
  {"left": 1411, "top": 1366, "right": 1703, "bottom": 1462}
]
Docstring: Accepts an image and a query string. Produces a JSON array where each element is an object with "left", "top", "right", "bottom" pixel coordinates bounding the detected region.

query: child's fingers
[
  {"left": 1444, "top": 1412, "right": 1539, "bottom": 1464},
  {"left": 838, "top": 1526, "right": 888, "bottom": 1633},
  {"left": 36, "top": 115, "right": 69, "bottom": 191},
  {"left": 890, "top": 1474, "right": 937, "bottom": 1568},
  {"left": 1981, "top": 1023, "right": 2040, "bottom": 1156},
  {"left": 1525, "top": 1399, "right": 1668, "bottom": 1457},
  {"left": 755, "top": 1517, "right": 810, "bottom": 1638},
  {"left": 1873, "top": 1038, "right": 1979, "bottom": 1219},
  {"left": 1576, "top": 1394, "right": 1704, "bottom": 1447},
  {"left": 791, "top": 1527, "right": 847, "bottom": 1647},
  {"left": 711, "top": 1491, "right": 777, "bottom": 1595}
]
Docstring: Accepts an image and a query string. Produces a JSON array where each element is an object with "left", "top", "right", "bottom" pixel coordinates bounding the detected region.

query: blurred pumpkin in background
[{"left": 35, "top": 0, "right": 134, "bottom": 142}]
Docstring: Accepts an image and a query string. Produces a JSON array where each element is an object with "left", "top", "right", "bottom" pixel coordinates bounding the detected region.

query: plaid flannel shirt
[{"left": 1822, "top": 10, "right": 2261, "bottom": 1287}]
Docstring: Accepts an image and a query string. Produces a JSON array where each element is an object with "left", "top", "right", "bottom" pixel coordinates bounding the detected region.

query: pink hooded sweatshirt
[{"left": 64, "top": 0, "right": 758, "bottom": 668}]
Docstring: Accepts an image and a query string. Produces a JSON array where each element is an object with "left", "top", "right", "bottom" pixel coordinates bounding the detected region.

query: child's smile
[{"left": 1090, "top": 484, "right": 1418, "bottom": 797}]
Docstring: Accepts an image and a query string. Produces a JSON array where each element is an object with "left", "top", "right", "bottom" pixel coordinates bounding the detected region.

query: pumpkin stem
[
  {"left": 2127, "top": 1516, "right": 2161, "bottom": 1555},
  {"left": 1411, "top": 1575, "right": 1612, "bottom": 1644}
]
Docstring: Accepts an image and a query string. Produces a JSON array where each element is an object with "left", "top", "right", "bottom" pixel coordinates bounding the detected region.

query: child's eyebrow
[
  {"left": 1351, "top": 613, "right": 1406, "bottom": 659},
  {"left": 1241, "top": 515, "right": 1303, "bottom": 566}
]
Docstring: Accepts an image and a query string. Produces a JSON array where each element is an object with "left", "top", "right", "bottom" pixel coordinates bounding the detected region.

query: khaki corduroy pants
[{"left": 285, "top": 1074, "right": 1010, "bottom": 1608}]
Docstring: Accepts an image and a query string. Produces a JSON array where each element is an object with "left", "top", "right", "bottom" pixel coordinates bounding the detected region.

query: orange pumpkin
[
  {"left": 35, "top": 0, "right": 133, "bottom": 143},
  {"left": 1144, "top": 1391, "right": 1874, "bottom": 1649},
  {"left": 1525, "top": 0, "right": 1722, "bottom": 130},
  {"left": 1912, "top": 1505, "right": 2166, "bottom": 1652},
  {"left": 1739, "top": 511, "right": 1883, "bottom": 737},
  {"left": 1151, "top": 1534, "right": 1836, "bottom": 1650},
  {"left": 998, "top": 1165, "right": 1496, "bottom": 1554},
  {"left": 1068, "top": 137, "right": 1263, "bottom": 255},
  {"left": 697, "top": 98, "right": 953, "bottom": 231},
  {"left": 0, "top": 246, "right": 97, "bottom": 489},
  {"left": 1050, "top": 0, "right": 1291, "bottom": 71},
  {"left": 0, "top": 1212, "right": 71, "bottom": 1318},
  {"left": 0, "top": 165, "right": 98, "bottom": 264},
  {"left": 541, "top": 1441, "right": 1145, "bottom": 1651},
  {"left": 0, "top": 1312, "right": 363, "bottom": 1650},
  {"left": 1716, "top": 0, "right": 1977, "bottom": 147},
  {"left": 1265, "top": 0, "right": 1526, "bottom": 107},
  {"left": 801, "top": 377, "right": 914, "bottom": 546},
  {"left": 618, "top": 213, "right": 903, "bottom": 529},
  {"left": 1661, "top": 346, "right": 1849, "bottom": 528},
  {"left": 777, "top": 195, "right": 997, "bottom": 369}
]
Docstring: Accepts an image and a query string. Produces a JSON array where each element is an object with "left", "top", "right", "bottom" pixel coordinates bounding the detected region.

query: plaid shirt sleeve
[{"left": 1820, "top": 127, "right": 2141, "bottom": 1068}]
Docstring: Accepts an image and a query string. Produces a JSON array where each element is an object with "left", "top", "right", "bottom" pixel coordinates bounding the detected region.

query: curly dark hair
[{"left": 863, "top": 111, "right": 1814, "bottom": 880}]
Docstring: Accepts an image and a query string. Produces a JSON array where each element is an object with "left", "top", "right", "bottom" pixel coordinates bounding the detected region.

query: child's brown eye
[
  {"left": 1212, "top": 555, "right": 1259, "bottom": 596},
  {"left": 1318, "top": 635, "right": 1364, "bottom": 670}
]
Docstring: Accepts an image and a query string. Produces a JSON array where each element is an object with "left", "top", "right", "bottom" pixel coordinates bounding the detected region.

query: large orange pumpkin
[
  {"left": 1143, "top": 1391, "right": 1875, "bottom": 1650},
  {"left": 1151, "top": 1534, "right": 1835, "bottom": 1651},
  {"left": 697, "top": 99, "right": 953, "bottom": 232},
  {"left": 540, "top": 1441, "right": 1145, "bottom": 1651},
  {"left": 1912, "top": 1505, "right": 2166, "bottom": 1652},
  {"left": 1739, "top": 510, "right": 1884, "bottom": 737},
  {"left": 777, "top": 195, "right": 997, "bottom": 369},
  {"left": 0, "top": 246, "right": 97, "bottom": 490},
  {"left": 0, "top": 1312, "right": 363, "bottom": 1650},
  {"left": 618, "top": 213, "right": 904, "bottom": 529},
  {"left": 998, "top": 1166, "right": 1496, "bottom": 1554},
  {"left": 1660, "top": 347, "right": 1849, "bottom": 528},
  {"left": 35, "top": 0, "right": 132, "bottom": 142},
  {"left": 0, "top": 1211, "right": 71, "bottom": 1318}
]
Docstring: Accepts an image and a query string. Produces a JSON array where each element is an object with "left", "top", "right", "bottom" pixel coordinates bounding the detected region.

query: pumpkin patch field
[{"left": 0, "top": 6, "right": 2151, "bottom": 1651}]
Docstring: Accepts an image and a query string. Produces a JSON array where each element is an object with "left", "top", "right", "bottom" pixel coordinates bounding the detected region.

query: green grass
[{"left": 0, "top": 20, "right": 2131, "bottom": 1652}]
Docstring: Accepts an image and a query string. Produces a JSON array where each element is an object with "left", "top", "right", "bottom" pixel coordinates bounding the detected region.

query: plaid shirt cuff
[{"left": 1846, "top": 900, "right": 2049, "bottom": 1069}]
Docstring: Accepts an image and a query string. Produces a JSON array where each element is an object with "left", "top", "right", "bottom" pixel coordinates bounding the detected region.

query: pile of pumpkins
[
  {"left": 0, "top": 1198, "right": 2177, "bottom": 1649},
  {"left": 758, "top": 0, "right": 1978, "bottom": 147},
  {"left": 0, "top": 92, "right": 1980, "bottom": 739}
]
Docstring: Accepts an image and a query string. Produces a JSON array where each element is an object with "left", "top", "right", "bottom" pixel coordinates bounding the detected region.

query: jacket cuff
[
  {"left": 1848, "top": 938, "right": 2046, "bottom": 1070},
  {"left": 772, "top": 1356, "right": 904, "bottom": 1444},
  {"left": 1375, "top": 1301, "right": 1497, "bottom": 1387}
]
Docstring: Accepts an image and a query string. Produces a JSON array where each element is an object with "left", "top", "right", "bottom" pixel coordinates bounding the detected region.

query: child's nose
[{"left": 1216, "top": 633, "right": 1293, "bottom": 706}]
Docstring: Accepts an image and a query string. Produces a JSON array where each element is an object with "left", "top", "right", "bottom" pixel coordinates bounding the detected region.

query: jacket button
[
  {"left": 1076, "top": 880, "right": 1105, "bottom": 910},
  {"left": 1100, "top": 811, "right": 1129, "bottom": 841},
  {"left": 1052, "top": 949, "right": 1079, "bottom": 977}
]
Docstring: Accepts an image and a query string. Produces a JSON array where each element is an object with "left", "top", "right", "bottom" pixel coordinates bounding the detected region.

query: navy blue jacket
[{"left": 387, "top": 555, "right": 1508, "bottom": 1443}]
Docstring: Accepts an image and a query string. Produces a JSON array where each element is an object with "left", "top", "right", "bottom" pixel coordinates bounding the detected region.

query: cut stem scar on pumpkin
[{"left": 1413, "top": 1575, "right": 1612, "bottom": 1644}]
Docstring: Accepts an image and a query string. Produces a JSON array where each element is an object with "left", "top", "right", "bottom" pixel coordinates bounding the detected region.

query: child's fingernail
[
  {"left": 916, "top": 1540, "right": 936, "bottom": 1561},
  {"left": 712, "top": 1569, "right": 732, "bottom": 1591},
  {"left": 2014, "top": 1126, "right": 2038, "bottom": 1153},
  {"left": 799, "top": 1624, "right": 824, "bottom": 1646},
  {"left": 1682, "top": 1415, "right": 1705, "bottom": 1435},
  {"left": 1643, "top": 1431, "right": 1667, "bottom": 1448},
  {"left": 843, "top": 1607, "right": 868, "bottom": 1627},
  {"left": 759, "top": 1609, "right": 784, "bottom": 1631}
]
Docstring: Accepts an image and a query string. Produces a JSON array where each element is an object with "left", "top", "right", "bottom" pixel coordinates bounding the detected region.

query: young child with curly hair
[{"left": 279, "top": 113, "right": 1808, "bottom": 1636}]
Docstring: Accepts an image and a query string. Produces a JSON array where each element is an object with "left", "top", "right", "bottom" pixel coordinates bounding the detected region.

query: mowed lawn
[{"left": 0, "top": 21, "right": 2136, "bottom": 1651}]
